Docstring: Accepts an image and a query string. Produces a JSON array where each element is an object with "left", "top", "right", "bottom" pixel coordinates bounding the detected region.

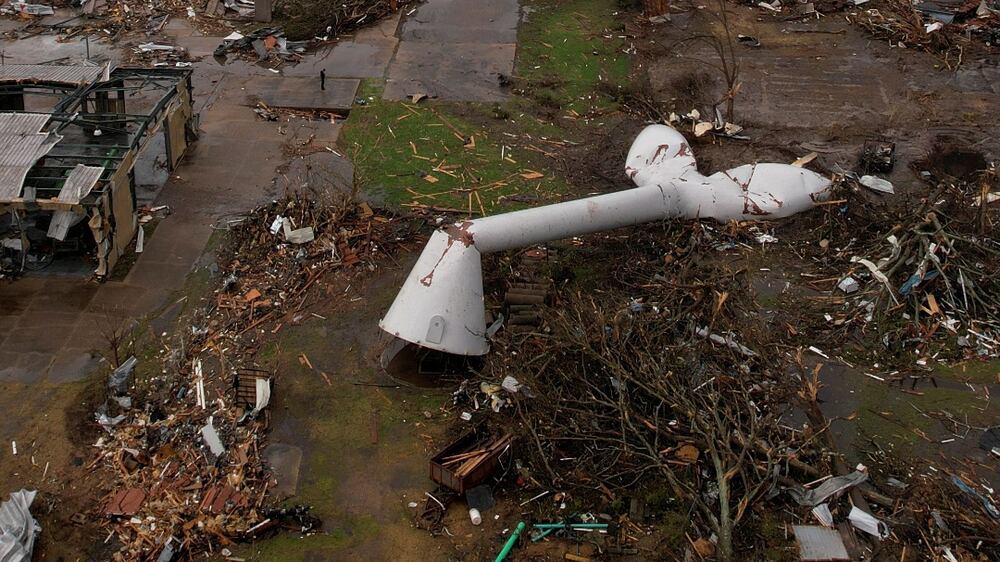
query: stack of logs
[{"left": 504, "top": 247, "right": 552, "bottom": 332}]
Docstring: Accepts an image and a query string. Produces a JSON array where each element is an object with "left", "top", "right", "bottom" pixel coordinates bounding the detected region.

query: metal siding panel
[
  {"left": 56, "top": 164, "right": 104, "bottom": 203},
  {"left": 0, "top": 112, "right": 50, "bottom": 134},
  {"left": 0, "top": 65, "right": 103, "bottom": 86},
  {"left": 0, "top": 131, "right": 62, "bottom": 201}
]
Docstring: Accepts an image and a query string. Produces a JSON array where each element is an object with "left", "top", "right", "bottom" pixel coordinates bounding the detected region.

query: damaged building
[{"left": 0, "top": 63, "right": 195, "bottom": 277}]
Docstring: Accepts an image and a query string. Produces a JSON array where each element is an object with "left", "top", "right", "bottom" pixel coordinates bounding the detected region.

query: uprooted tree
[{"left": 275, "top": 0, "right": 413, "bottom": 40}]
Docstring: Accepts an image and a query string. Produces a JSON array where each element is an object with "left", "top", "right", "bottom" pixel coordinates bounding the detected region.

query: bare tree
[
  {"left": 667, "top": 0, "right": 743, "bottom": 123},
  {"left": 98, "top": 306, "right": 138, "bottom": 368}
]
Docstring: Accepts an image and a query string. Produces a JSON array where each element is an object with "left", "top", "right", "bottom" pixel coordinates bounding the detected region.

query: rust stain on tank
[
  {"left": 444, "top": 221, "right": 476, "bottom": 247},
  {"left": 420, "top": 222, "right": 477, "bottom": 287},
  {"left": 743, "top": 197, "right": 770, "bottom": 216},
  {"left": 651, "top": 143, "right": 672, "bottom": 163}
]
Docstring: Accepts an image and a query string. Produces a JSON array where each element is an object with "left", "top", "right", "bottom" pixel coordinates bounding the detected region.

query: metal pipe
[
  {"left": 380, "top": 125, "right": 832, "bottom": 356},
  {"left": 494, "top": 521, "right": 526, "bottom": 562},
  {"left": 532, "top": 523, "right": 609, "bottom": 529}
]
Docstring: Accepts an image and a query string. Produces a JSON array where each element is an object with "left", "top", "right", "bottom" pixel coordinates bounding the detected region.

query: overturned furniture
[
  {"left": 0, "top": 64, "right": 196, "bottom": 277},
  {"left": 381, "top": 124, "right": 832, "bottom": 355}
]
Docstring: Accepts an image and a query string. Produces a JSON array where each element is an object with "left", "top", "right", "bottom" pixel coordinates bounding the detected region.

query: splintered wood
[{"left": 443, "top": 434, "right": 512, "bottom": 479}]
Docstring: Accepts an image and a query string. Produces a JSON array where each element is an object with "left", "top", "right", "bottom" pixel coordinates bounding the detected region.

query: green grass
[
  {"left": 854, "top": 378, "right": 995, "bottom": 453},
  {"left": 935, "top": 359, "right": 1000, "bottom": 385},
  {"left": 341, "top": 0, "right": 634, "bottom": 212},
  {"left": 516, "top": 0, "right": 631, "bottom": 113},
  {"left": 341, "top": 80, "right": 571, "bottom": 211}
]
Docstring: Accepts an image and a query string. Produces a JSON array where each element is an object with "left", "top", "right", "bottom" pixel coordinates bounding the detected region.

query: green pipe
[
  {"left": 530, "top": 527, "right": 556, "bottom": 542},
  {"left": 532, "top": 523, "right": 608, "bottom": 529},
  {"left": 495, "top": 521, "right": 526, "bottom": 562}
]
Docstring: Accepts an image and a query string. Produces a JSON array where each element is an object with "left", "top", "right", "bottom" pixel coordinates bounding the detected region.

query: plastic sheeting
[
  {"left": 787, "top": 470, "right": 868, "bottom": 507},
  {"left": 0, "top": 489, "right": 40, "bottom": 562}
]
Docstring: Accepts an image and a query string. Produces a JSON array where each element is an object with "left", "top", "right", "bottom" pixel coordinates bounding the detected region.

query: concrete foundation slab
[
  {"left": 254, "top": 77, "right": 360, "bottom": 112},
  {"left": 311, "top": 38, "right": 399, "bottom": 79},
  {"left": 384, "top": 42, "right": 514, "bottom": 102},
  {"left": 398, "top": 0, "right": 519, "bottom": 43}
]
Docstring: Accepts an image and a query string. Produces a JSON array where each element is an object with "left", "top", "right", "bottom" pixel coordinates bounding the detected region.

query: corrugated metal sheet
[
  {"left": 0, "top": 131, "right": 63, "bottom": 201},
  {"left": 56, "top": 164, "right": 104, "bottom": 203},
  {"left": 792, "top": 525, "right": 850, "bottom": 561},
  {"left": 0, "top": 64, "right": 104, "bottom": 86},
  {"left": 0, "top": 113, "right": 50, "bottom": 135},
  {"left": 47, "top": 209, "right": 84, "bottom": 241}
]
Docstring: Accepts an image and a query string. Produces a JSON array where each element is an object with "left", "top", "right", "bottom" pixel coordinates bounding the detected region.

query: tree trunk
[{"left": 642, "top": 0, "right": 670, "bottom": 17}]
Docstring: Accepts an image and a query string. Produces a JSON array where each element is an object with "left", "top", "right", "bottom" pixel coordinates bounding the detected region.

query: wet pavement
[
  {"left": 255, "top": 76, "right": 359, "bottom": 111},
  {"left": 384, "top": 0, "right": 520, "bottom": 101}
]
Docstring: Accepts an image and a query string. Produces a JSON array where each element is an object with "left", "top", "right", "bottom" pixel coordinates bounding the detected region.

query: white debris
[
  {"left": 925, "top": 21, "right": 944, "bottom": 33},
  {"left": 282, "top": 219, "right": 315, "bottom": 244},
  {"left": 200, "top": 417, "right": 226, "bottom": 456},
  {"left": 848, "top": 506, "right": 890, "bottom": 539},
  {"left": 269, "top": 215, "right": 284, "bottom": 235},
  {"left": 0, "top": 490, "right": 40, "bottom": 562},
  {"left": 859, "top": 175, "right": 895, "bottom": 194},
  {"left": 696, "top": 326, "right": 756, "bottom": 356},
  {"left": 501, "top": 376, "right": 522, "bottom": 393},
  {"left": 808, "top": 346, "right": 830, "bottom": 359},
  {"left": 693, "top": 121, "right": 714, "bottom": 137},
  {"left": 811, "top": 503, "right": 834, "bottom": 527},
  {"left": 837, "top": 276, "right": 859, "bottom": 293},
  {"left": 137, "top": 43, "right": 178, "bottom": 53},
  {"left": 3, "top": 2, "right": 54, "bottom": 15}
]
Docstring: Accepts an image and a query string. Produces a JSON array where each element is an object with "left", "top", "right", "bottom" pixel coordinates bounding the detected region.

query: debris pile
[
  {"left": 92, "top": 192, "right": 413, "bottom": 559},
  {"left": 276, "top": 0, "right": 416, "bottom": 40},
  {"left": 484, "top": 251, "right": 815, "bottom": 559},
  {"left": 463, "top": 214, "right": 999, "bottom": 559},
  {"left": 857, "top": 0, "right": 1000, "bottom": 62},
  {"left": 809, "top": 168, "right": 1000, "bottom": 363},
  {"left": 131, "top": 42, "right": 192, "bottom": 67},
  {"left": 212, "top": 28, "right": 308, "bottom": 63}
]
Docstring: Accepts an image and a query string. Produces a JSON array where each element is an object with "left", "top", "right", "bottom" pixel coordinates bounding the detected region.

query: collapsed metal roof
[
  {"left": 0, "top": 64, "right": 106, "bottom": 86},
  {"left": 0, "top": 112, "right": 51, "bottom": 134},
  {"left": 55, "top": 163, "right": 104, "bottom": 204},
  {"left": 0, "top": 65, "right": 194, "bottom": 205},
  {"left": 0, "top": 114, "right": 62, "bottom": 201}
]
